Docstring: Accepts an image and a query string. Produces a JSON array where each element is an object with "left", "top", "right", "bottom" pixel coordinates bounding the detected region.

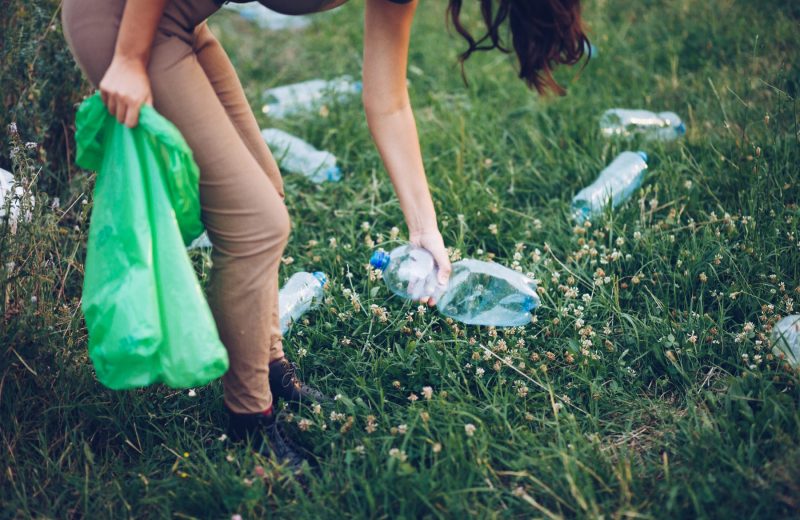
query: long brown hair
[{"left": 446, "top": 0, "right": 590, "bottom": 95}]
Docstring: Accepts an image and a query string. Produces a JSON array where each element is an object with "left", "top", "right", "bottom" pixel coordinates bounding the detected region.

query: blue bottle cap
[
  {"left": 312, "top": 271, "right": 327, "bottom": 287},
  {"left": 326, "top": 166, "right": 342, "bottom": 182},
  {"left": 522, "top": 296, "right": 538, "bottom": 313},
  {"left": 370, "top": 250, "right": 390, "bottom": 271},
  {"left": 572, "top": 204, "right": 592, "bottom": 224},
  {"left": 676, "top": 122, "right": 686, "bottom": 135},
  {"left": 353, "top": 81, "right": 363, "bottom": 93},
  {"left": 636, "top": 151, "right": 648, "bottom": 163}
]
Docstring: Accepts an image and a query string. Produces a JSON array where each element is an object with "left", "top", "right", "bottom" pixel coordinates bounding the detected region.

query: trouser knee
[{"left": 254, "top": 202, "right": 290, "bottom": 261}]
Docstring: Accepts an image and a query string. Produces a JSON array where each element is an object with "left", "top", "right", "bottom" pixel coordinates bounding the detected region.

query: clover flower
[
  {"left": 389, "top": 448, "right": 407, "bottom": 462},
  {"left": 365, "top": 415, "right": 377, "bottom": 434}
]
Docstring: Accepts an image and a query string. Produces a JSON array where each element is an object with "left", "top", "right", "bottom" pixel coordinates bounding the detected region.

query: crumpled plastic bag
[
  {"left": 0, "top": 167, "right": 35, "bottom": 234},
  {"left": 75, "top": 92, "right": 228, "bottom": 389}
]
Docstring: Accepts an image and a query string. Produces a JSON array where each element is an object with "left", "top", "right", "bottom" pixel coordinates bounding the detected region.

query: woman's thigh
[
  {"left": 192, "top": 24, "right": 285, "bottom": 198},
  {"left": 146, "top": 40, "right": 290, "bottom": 259},
  {"left": 61, "top": 0, "right": 220, "bottom": 86},
  {"left": 61, "top": 0, "right": 125, "bottom": 85}
]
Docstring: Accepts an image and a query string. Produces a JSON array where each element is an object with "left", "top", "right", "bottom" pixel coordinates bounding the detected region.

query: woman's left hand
[{"left": 409, "top": 228, "right": 451, "bottom": 306}]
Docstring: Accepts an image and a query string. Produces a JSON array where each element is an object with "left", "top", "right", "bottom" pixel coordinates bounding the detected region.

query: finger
[
  {"left": 144, "top": 91, "right": 153, "bottom": 106},
  {"left": 106, "top": 94, "right": 117, "bottom": 120},
  {"left": 124, "top": 103, "right": 140, "bottom": 128},
  {"left": 100, "top": 90, "right": 109, "bottom": 109},
  {"left": 115, "top": 101, "right": 128, "bottom": 125},
  {"left": 436, "top": 260, "right": 452, "bottom": 285}
]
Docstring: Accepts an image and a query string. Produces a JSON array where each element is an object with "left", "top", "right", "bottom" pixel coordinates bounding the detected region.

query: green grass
[{"left": 2, "top": 0, "right": 800, "bottom": 518}]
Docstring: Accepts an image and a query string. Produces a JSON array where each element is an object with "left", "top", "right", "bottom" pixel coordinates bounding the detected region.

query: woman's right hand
[
  {"left": 409, "top": 228, "right": 452, "bottom": 306},
  {"left": 98, "top": 55, "right": 152, "bottom": 128}
]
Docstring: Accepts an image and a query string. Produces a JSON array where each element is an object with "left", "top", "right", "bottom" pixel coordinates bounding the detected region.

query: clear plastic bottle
[
  {"left": 223, "top": 2, "right": 311, "bottom": 30},
  {"left": 600, "top": 109, "right": 685, "bottom": 141},
  {"left": 771, "top": 315, "right": 800, "bottom": 367},
  {"left": 261, "top": 128, "right": 342, "bottom": 183},
  {"left": 279, "top": 271, "right": 327, "bottom": 334},
  {"left": 370, "top": 245, "right": 540, "bottom": 327},
  {"left": 261, "top": 76, "right": 362, "bottom": 118},
  {"left": 571, "top": 151, "right": 648, "bottom": 223}
]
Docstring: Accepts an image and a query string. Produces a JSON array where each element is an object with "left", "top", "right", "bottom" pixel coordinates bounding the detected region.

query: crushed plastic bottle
[
  {"left": 223, "top": 2, "right": 311, "bottom": 30},
  {"left": 772, "top": 315, "right": 800, "bottom": 367},
  {"left": 262, "top": 128, "right": 341, "bottom": 183},
  {"left": 261, "top": 76, "right": 362, "bottom": 118},
  {"left": 600, "top": 109, "right": 685, "bottom": 141},
  {"left": 571, "top": 151, "right": 648, "bottom": 223},
  {"left": 370, "top": 244, "right": 540, "bottom": 327},
  {"left": 279, "top": 271, "right": 327, "bottom": 334},
  {"left": 186, "top": 231, "right": 212, "bottom": 250},
  {"left": 0, "top": 167, "right": 35, "bottom": 232}
]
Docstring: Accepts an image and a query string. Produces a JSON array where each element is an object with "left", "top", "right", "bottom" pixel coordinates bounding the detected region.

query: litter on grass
[
  {"left": 0, "top": 167, "right": 35, "bottom": 233},
  {"left": 223, "top": 3, "right": 311, "bottom": 30}
]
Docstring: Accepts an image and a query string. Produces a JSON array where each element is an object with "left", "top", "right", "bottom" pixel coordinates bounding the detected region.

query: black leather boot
[
  {"left": 268, "top": 358, "right": 329, "bottom": 408},
  {"left": 226, "top": 408, "right": 307, "bottom": 472}
]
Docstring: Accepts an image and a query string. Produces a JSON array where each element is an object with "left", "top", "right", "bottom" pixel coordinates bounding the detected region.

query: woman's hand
[
  {"left": 97, "top": 0, "right": 167, "bottom": 127},
  {"left": 362, "top": 0, "right": 447, "bottom": 304},
  {"left": 98, "top": 55, "right": 152, "bottom": 128},
  {"left": 409, "top": 228, "right": 452, "bottom": 306}
]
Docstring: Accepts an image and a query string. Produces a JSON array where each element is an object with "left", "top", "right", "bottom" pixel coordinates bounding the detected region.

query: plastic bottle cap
[
  {"left": 636, "top": 151, "right": 649, "bottom": 163},
  {"left": 326, "top": 166, "right": 342, "bottom": 182},
  {"left": 676, "top": 122, "right": 686, "bottom": 135},
  {"left": 312, "top": 271, "right": 327, "bottom": 287},
  {"left": 370, "top": 250, "right": 390, "bottom": 271},
  {"left": 523, "top": 296, "right": 538, "bottom": 313},
  {"left": 572, "top": 204, "right": 592, "bottom": 224},
  {"left": 353, "top": 81, "right": 363, "bottom": 94}
]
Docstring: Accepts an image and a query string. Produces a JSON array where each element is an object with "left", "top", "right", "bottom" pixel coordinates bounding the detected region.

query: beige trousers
[{"left": 63, "top": 0, "right": 289, "bottom": 413}]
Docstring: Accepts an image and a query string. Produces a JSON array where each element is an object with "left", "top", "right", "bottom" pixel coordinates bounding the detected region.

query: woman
[{"left": 62, "top": 0, "right": 588, "bottom": 470}]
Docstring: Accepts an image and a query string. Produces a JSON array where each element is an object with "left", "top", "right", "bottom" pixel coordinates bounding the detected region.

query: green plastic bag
[{"left": 75, "top": 93, "right": 228, "bottom": 389}]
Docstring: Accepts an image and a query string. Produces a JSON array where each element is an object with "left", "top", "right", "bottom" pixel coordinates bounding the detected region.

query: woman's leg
[
  {"left": 147, "top": 42, "right": 290, "bottom": 414},
  {"left": 62, "top": 0, "right": 288, "bottom": 414},
  {"left": 191, "top": 24, "right": 288, "bottom": 363}
]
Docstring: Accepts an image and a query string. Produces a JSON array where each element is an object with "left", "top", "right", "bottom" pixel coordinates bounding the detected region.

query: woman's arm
[
  {"left": 99, "top": 0, "right": 168, "bottom": 127},
  {"left": 363, "top": 0, "right": 452, "bottom": 291}
]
